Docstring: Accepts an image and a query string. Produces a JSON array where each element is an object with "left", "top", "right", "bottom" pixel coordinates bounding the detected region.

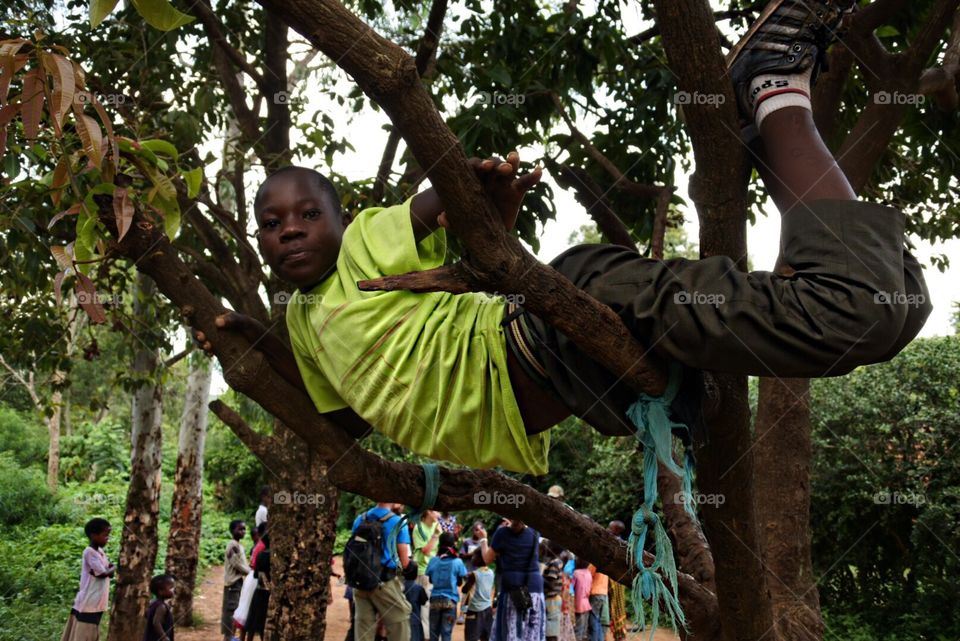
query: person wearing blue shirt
[
  {"left": 425, "top": 533, "right": 467, "bottom": 641},
  {"left": 351, "top": 503, "right": 413, "bottom": 641}
]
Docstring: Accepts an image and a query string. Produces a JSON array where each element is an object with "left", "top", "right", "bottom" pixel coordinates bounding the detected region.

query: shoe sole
[{"left": 724, "top": 0, "right": 790, "bottom": 69}]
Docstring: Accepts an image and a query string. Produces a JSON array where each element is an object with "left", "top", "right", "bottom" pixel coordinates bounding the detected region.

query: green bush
[
  {"left": 0, "top": 404, "right": 48, "bottom": 468},
  {"left": 811, "top": 335, "right": 960, "bottom": 640},
  {"left": 60, "top": 418, "right": 129, "bottom": 482},
  {"left": 0, "top": 452, "right": 73, "bottom": 526}
]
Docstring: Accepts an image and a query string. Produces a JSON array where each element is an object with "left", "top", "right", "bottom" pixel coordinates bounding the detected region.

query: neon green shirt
[
  {"left": 412, "top": 520, "right": 440, "bottom": 575},
  {"left": 285, "top": 197, "right": 550, "bottom": 475}
]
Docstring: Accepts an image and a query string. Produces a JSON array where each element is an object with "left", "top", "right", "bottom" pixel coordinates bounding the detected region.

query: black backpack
[{"left": 343, "top": 511, "right": 394, "bottom": 590}]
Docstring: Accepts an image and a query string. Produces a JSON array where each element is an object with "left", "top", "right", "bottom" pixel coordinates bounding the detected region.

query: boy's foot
[{"left": 727, "top": 0, "right": 856, "bottom": 127}]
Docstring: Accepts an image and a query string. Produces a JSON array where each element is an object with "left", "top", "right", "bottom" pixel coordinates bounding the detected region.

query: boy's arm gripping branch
[{"left": 409, "top": 152, "right": 542, "bottom": 243}]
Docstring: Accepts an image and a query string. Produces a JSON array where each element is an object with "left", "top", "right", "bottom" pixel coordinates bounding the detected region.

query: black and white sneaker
[{"left": 727, "top": 0, "right": 856, "bottom": 123}]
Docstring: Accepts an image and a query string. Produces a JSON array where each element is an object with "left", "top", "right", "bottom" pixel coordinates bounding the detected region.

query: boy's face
[
  {"left": 91, "top": 527, "right": 111, "bottom": 547},
  {"left": 255, "top": 171, "right": 347, "bottom": 290},
  {"left": 159, "top": 580, "right": 175, "bottom": 600}
]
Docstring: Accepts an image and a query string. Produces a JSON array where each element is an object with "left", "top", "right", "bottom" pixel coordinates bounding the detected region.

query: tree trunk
[
  {"left": 107, "top": 274, "right": 164, "bottom": 641},
  {"left": 46, "top": 374, "right": 63, "bottom": 491},
  {"left": 753, "top": 378, "right": 822, "bottom": 641},
  {"left": 165, "top": 352, "right": 212, "bottom": 627},
  {"left": 265, "top": 424, "right": 340, "bottom": 641}
]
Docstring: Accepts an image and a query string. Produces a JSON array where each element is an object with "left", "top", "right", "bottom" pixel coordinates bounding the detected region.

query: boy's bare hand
[
  {"left": 194, "top": 311, "right": 268, "bottom": 354},
  {"left": 437, "top": 151, "right": 542, "bottom": 232}
]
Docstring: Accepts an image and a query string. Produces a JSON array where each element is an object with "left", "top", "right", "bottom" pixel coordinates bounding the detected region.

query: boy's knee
[{"left": 835, "top": 290, "right": 913, "bottom": 369}]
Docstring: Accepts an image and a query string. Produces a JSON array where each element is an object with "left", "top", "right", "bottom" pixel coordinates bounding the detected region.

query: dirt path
[{"left": 178, "top": 559, "right": 679, "bottom": 641}]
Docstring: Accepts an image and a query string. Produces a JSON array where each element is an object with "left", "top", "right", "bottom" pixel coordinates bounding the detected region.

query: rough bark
[
  {"left": 165, "top": 353, "right": 212, "bottom": 626},
  {"left": 264, "top": 425, "right": 339, "bottom": 641},
  {"left": 753, "top": 378, "right": 821, "bottom": 641},
  {"left": 107, "top": 274, "right": 164, "bottom": 641},
  {"left": 650, "top": 3, "right": 769, "bottom": 641}
]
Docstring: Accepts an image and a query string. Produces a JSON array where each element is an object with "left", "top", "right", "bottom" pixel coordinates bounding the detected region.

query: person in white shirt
[
  {"left": 255, "top": 486, "right": 270, "bottom": 527},
  {"left": 62, "top": 518, "right": 116, "bottom": 641}
]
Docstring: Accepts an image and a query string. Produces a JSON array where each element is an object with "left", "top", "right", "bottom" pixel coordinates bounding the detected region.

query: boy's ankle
[{"left": 749, "top": 69, "right": 813, "bottom": 128}]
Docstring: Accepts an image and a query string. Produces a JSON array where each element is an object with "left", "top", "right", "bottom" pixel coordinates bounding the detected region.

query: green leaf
[
  {"left": 183, "top": 167, "right": 202, "bottom": 199},
  {"left": 130, "top": 0, "right": 195, "bottom": 31},
  {"left": 155, "top": 194, "right": 181, "bottom": 240},
  {"left": 139, "top": 139, "right": 179, "bottom": 160},
  {"left": 89, "top": 0, "right": 121, "bottom": 28}
]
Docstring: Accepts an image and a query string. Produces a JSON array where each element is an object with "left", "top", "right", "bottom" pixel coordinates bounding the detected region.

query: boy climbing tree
[{"left": 195, "top": 0, "right": 931, "bottom": 476}]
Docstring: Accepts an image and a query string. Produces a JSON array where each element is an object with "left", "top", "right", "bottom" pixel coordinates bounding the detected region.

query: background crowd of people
[{"left": 344, "top": 485, "right": 634, "bottom": 641}]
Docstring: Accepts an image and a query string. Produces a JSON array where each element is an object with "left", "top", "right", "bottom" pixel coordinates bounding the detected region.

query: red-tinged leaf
[
  {"left": 0, "top": 39, "right": 29, "bottom": 105},
  {"left": 71, "top": 60, "right": 87, "bottom": 90},
  {"left": 0, "top": 56, "right": 13, "bottom": 108},
  {"left": 74, "top": 112, "right": 104, "bottom": 166},
  {"left": 75, "top": 272, "right": 107, "bottom": 324},
  {"left": 113, "top": 186, "right": 133, "bottom": 240},
  {"left": 21, "top": 67, "right": 44, "bottom": 140},
  {"left": 0, "top": 103, "right": 17, "bottom": 126},
  {"left": 48, "top": 203, "right": 82, "bottom": 229},
  {"left": 50, "top": 244, "right": 73, "bottom": 270},
  {"left": 0, "top": 39, "right": 29, "bottom": 57},
  {"left": 88, "top": 94, "right": 118, "bottom": 166},
  {"left": 53, "top": 270, "right": 66, "bottom": 307},
  {"left": 50, "top": 154, "right": 70, "bottom": 206},
  {"left": 42, "top": 53, "right": 74, "bottom": 135}
]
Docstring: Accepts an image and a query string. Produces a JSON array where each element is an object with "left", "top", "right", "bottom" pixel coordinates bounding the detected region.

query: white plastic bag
[{"left": 233, "top": 572, "right": 258, "bottom": 628}]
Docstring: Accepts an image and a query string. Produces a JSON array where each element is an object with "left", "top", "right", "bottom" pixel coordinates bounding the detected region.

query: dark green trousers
[{"left": 523, "top": 200, "right": 931, "bottom": 436}]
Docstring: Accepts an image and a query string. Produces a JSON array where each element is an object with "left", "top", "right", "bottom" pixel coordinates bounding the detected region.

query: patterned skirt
[
  {"left": 609, "top": 582, "right": 628, "bottom": 641},
  {"left": 491, "top": 591, "right": 545, "bottom": 641}
]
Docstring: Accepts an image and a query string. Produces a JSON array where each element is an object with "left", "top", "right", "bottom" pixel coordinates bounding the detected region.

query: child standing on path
[
  {"left": 571, "top": 559, "right": 592, "bottom": 641},
  {"left": 143, "top": 575, "right": 176, "bottom": 641},
  {"left": 222, "top": 520, "right": 251, "bottom": 641},
  {"left": 403, "top": 561, "right": 429, "bottom": 641},
  {"left": 61, "top": 518, "right": 115, "bottom": 641},
  {"left": 425, "top": 533, "right": 468, "bottom": 641},
  {"left": 462, "top": 550, "right": 496, "bottom": 641}
]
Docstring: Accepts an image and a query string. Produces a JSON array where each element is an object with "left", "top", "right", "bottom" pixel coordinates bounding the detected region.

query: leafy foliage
[{"left": 811, "top": 335, "right": 960, "bottom": 640}]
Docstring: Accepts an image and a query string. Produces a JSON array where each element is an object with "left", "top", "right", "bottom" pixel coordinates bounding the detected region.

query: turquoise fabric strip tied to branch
[
  {"left": 625, "top": 362, "right": 697, "bottom": 639},
  {"left": 388, "top": 463, "right": 440, "bottom": 567}
]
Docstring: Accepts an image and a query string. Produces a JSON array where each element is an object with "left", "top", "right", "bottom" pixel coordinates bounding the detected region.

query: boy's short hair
[
  {"left": 149, "top": 574, "right": 175, "bottom": 596},
  {"left": 574, "top": 555, "right": 590, "bottom": 570},
  {"left": 84, "top": 518, "right": 110, "bottom": 538},
  {"left": 229, "top": 519, "right": 245, "bottom": 534},
  {"left": 259, "top": 485, "right": 271, "bottom": 500},
  {"left": 253, "top": 167, "right": 342, "bottom": 218},
  {"left": 402, "top": 559, "right": 418, "bottom": 581}
]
